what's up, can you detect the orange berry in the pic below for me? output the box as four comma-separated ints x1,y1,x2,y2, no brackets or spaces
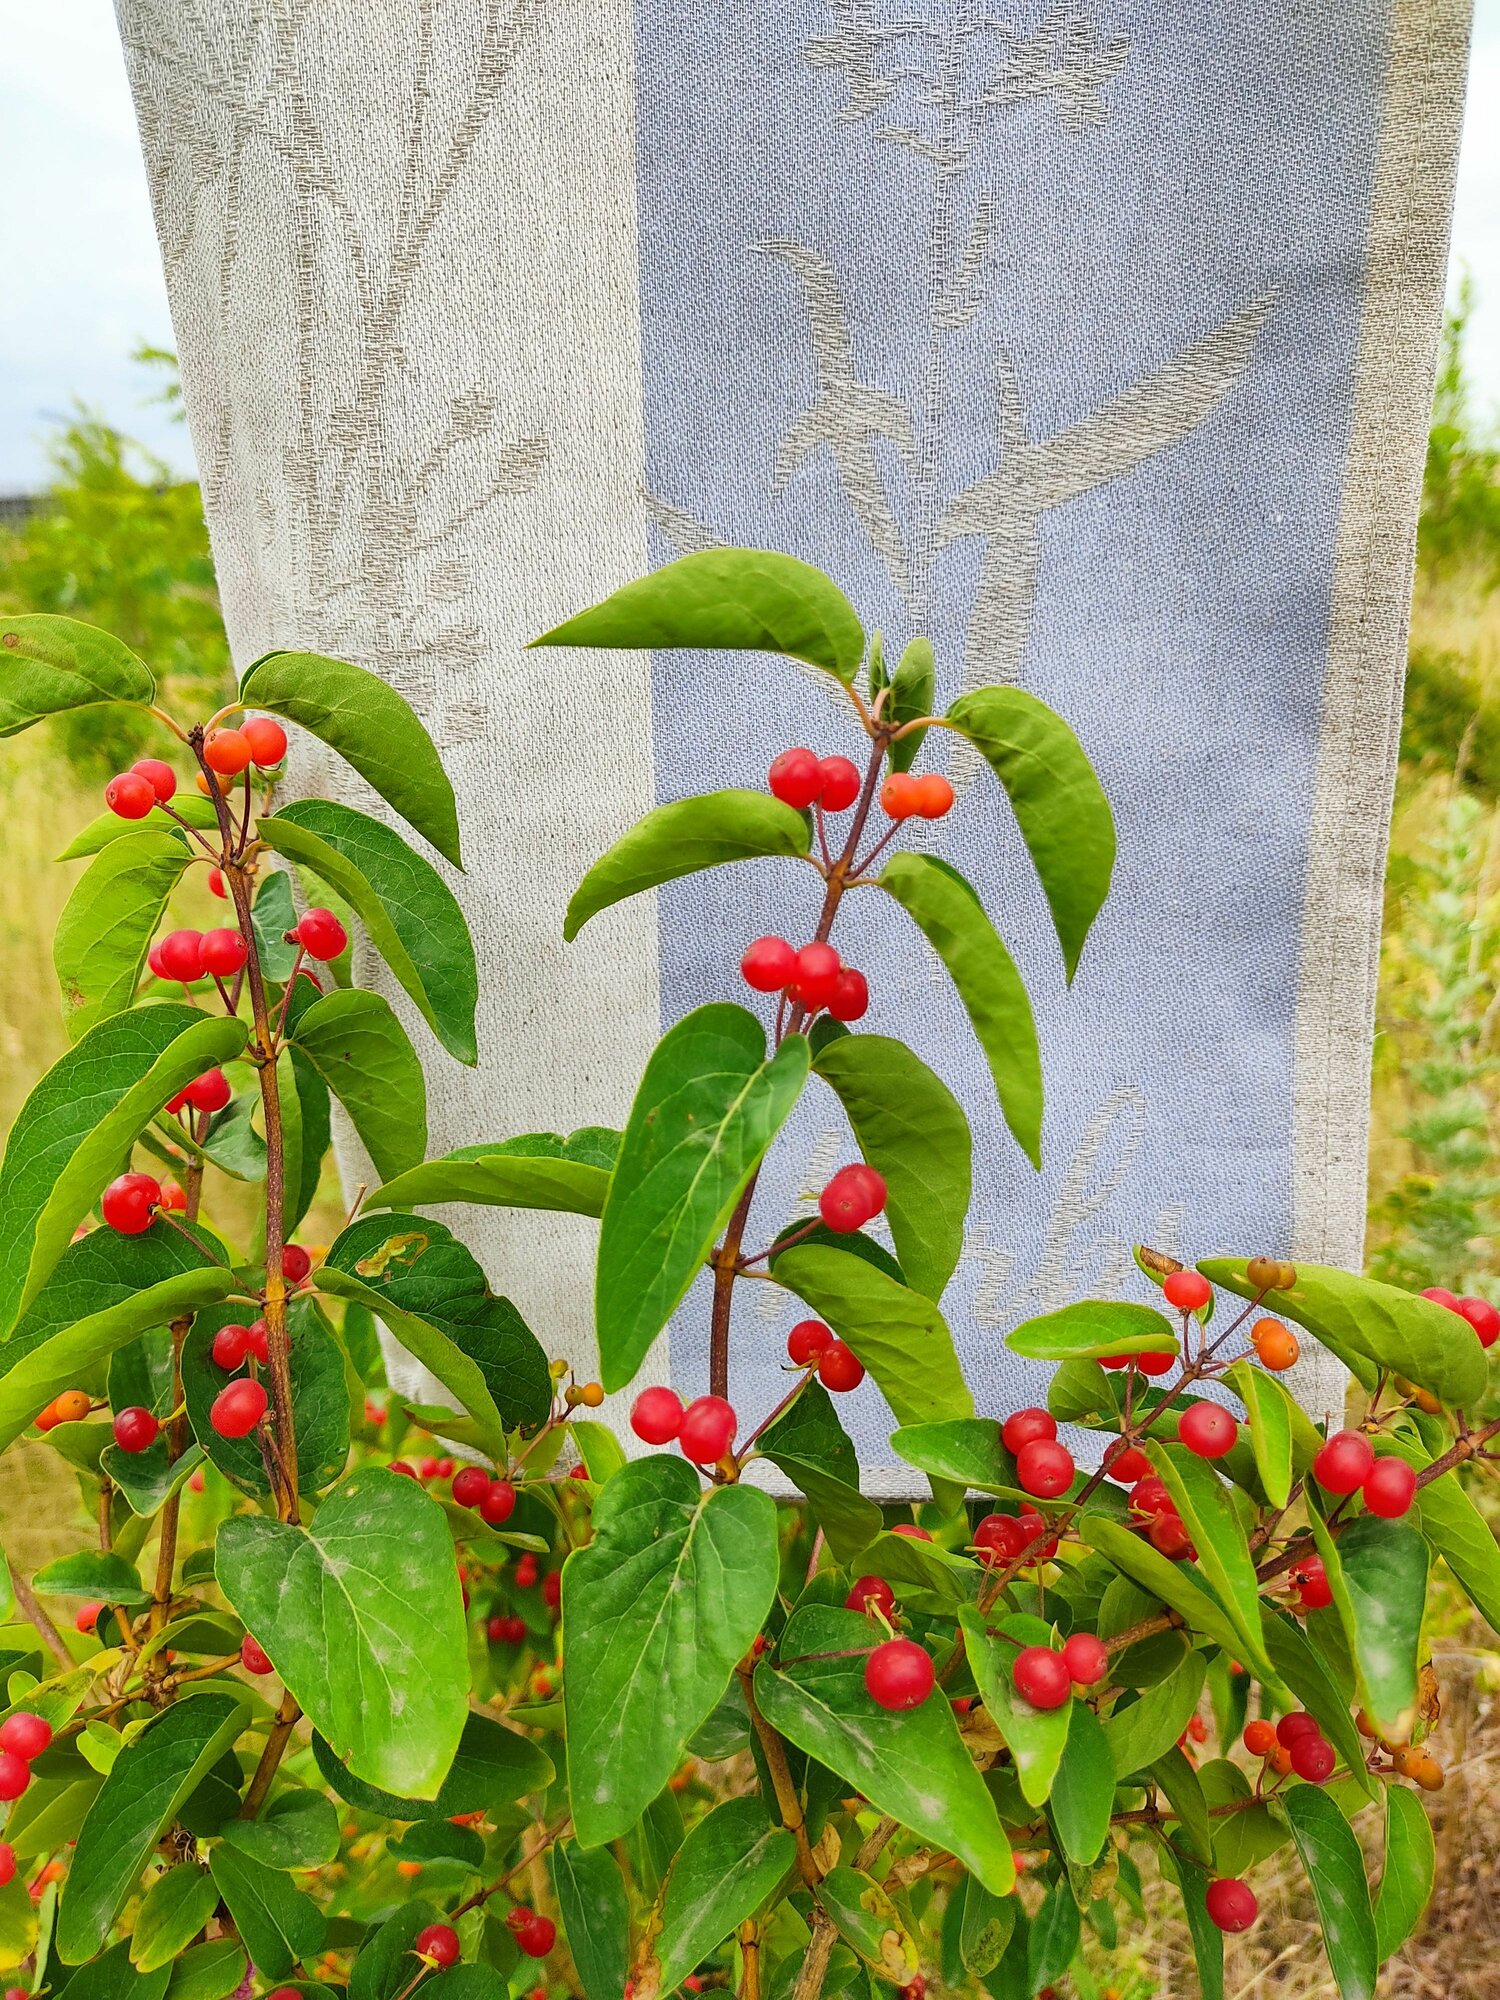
203,728,252,774
880,773,922,820
1269,1744,1294,1775
51,1390,91,1425
913,773,954,819
1243,1719,1276,1757
195,769,235,796
1251,1318,1299,1370
396,1859,423,1879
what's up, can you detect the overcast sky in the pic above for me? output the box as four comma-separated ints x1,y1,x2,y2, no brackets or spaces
1,2,1498,489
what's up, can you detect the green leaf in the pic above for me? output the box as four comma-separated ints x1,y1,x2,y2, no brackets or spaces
812,1033,971,1300
0,1004,246,1333
1148,1744,1212,1864
1282,1784,1379,2000
239,648,461,864
654,1797,796,1994
531,548,866,684
259,800,477,1064
959,1874,1017,1977
1221,1360,1321,1509
1375,1781,1435,1962
890,1418,1016,1495
1144,1443,1268,1670
565,790,812,941
321,1214,551,1441
596,1005,809,1390
887,639,934,773
131,1865,219,1973
1083,1517,1257,1669
1101,1650,1207,1778
1051,1700,1114,1863
959,1608,1072,1808
0,613,154,736
569,1419,628,1487
59,794,218,863
248,867,301,982
1199,1258,1486,1408
945,687,1115,981
33,1551,148,1606
1026,1880,1080,1997
54,830,194,1041
1307,1508,1428,1742
878,852,1042,1167
56,1690,248,1963
284,1049,330,1234
1007,1301,1176,1363
563,1456,778,1846
183,1302,349,1497
758,1605,1012,1893
56,1940,167,2000
219,1788,341,1871
772,1245,973,1426
208,1843,327,1981
1406,1449,1500,1629
758,1382,882,1562
817,1867,917,1983
348,1901,442,2000
369,1133,613,1219
1261,1613,1375,1803
165,1938,248,2000
216,1466,469,1798
551,1841,630,2000
1163,1855,1222,2000
289,988,427,1181
310,1710,552,1821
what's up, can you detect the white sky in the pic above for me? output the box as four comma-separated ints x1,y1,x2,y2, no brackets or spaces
0,1,1497,487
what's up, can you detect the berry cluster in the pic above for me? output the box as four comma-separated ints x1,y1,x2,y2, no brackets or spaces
629,1389,737,1464
1312,1428,1417,1520
1000,1408,1075,1499
1244,1710,1337,1784
0,1711,52,1810
786,1320,865,1392
34,1389,90,1433
104,757,182,820
450,1464,518,1526
878,771,954,821
504,1906,557,1958
1011,1633,1107,1711
740,936,867,1021
1421,1285,1500,1347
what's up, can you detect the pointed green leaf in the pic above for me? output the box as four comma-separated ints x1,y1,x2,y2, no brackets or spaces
216,1467,469,1798
596,1005,809,1390
1101,1650,1207,1778
56,1691,248,1963
817,1866,917,1983
879,852,1041,1166
0,613,154,736
531,548,866,684
1282,1783,1379,2000
57,793,219,862
239,648,460,864
890,1418,1016,1495
945,688,1114,980
566,789,812,941
131,1865,220,1973
57,1941,165,2000
1262,1612,1376,1804
1375,1781,1434,1962
1164,1854,1223,2000
284,1048,330,1235
959,1873,1016,1976
311,1710,551,1821
348,1901,443,2000
812,1033,971,1300
959,1608,1071,1808
1222,1360,1322,1509
0,1004,246,1333
563,1456,778,1846
370,1133,613,1219
1084,1517,1262,1671
54,830,194,1041
758,1605,1012,1894
773,1245,973,1426
1307,1508,1427,1743
654,1797,795,1994
1051,1699,1114,1863
183,1302,349,1497
289,988,426,1180
1007,1301,1176,1363
163,1938,248,2000
758,1382,882,1562
1144,1443,1268,1670
218,1789,340,1871
34,1551,148,1606
1026,1880,1081,1996
208,1843,326,1981
551,1842,630,2000
321,1213,551,1442
259,800,477,1063
887,639,934,773
1149,1744,1212,1864
1384,1437,1500,1630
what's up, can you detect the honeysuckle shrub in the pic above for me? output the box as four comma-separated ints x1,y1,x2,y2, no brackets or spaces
0,550,1493,2000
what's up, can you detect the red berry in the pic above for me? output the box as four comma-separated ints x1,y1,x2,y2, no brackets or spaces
0,1756,28,1803
788,1319,834,1365
845,1575,896,1618
185,1068,232,1114
210,1377,268,1439
241,715,288,767
880,772,922,820
452,1466,490,1508
1363,1457,1417,1519
416,1922,461,1967
157,929,205,982
819,1162,886,1233
974,1513,1026,1565
1015,1509,1059,1562
212,1322,252,1369
147,942,170,979
418,1456,440,1481
0,1713,50,1760
1293,1557,1333,1610
204,728,252,774
817,1341,865,1392
480,1479,517,1526
1205,1878,1258,1934
0,1844,13,1887
1421,1285,1461,1310
791,941,841,1009
246,1319,269,1363
818,756,861,811
678,1396,737,1464
864,1638,934,1710
158,1181,187,1212
105,771,156,820
1062,1632,1108,1686
1105,1443,1151,1484
1458,1296,1500,1348
1289,1733,1335,1783
542,1571,561,1609
517,1915,556,1958
1016,1438,1073,1499
827,968,869,1022
240,1634,274,1674
768,747,824,809
1001,1408,1056,1455
1163,1270,1212,1311
112,1407,159,1454
1178,1401,1238,1459
295,907,348,961
282,1244,312,1283
1276,1711,1319,1745
1129,1475,1174,1521
207,866,228,899
200,929,248,978
890,1523,932,1541
1149,1513,1193,1559
913,773,954,819
76,1602,101,1634
487,1615,506,1641
631,1387,684,1445
741,936,797,993
131,758,178,803
1133,1349,1175,1377
1313,1428,1375,1495
1011,1646,1071,1711
101,1172,160,1235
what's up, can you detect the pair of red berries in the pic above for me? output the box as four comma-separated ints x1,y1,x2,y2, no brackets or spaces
1097,1344,1174,1377
864,1637,935,1711
1128,1476,1194,1560
167,1066,234,1117
973,1509,1057,1567
203,716,289,775
488,1613,528,1645
1256,1709,1336,1782
451,1465,518,1526
104,757,182,820
740,937,867,1022
819,1163,887,1234
1011,1633,1107,1711
213,1320,269,1370
1205,1878,1259,1933
1311,1429,1417,1519
0,1712,53,1806
994,1410,1075,1500
150,928,246,984
786,1320,865,1392
879,771,954,821
629,1389,738,1464
1421,1285,1500,1347
505,1907,557,1958
768,747,861,813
